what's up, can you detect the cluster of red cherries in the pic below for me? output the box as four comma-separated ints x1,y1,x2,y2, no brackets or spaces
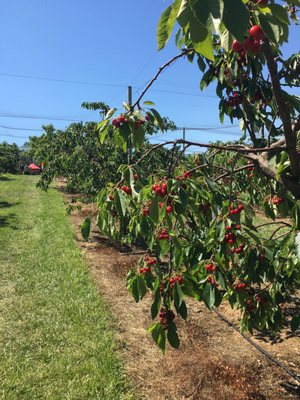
232,25,264,56
158,229,169,240
246,161,255,180
204,263,217,273
152,182,168,197
235,281,247,291
140,256,156,274
226,91,243,108
229,203,244,216
159,202,173,213
225,224,245,254
159,307,175,329
265,195,284,205
175,171,192,180
121,185,132,195
112,114,128,128
169,275,183,288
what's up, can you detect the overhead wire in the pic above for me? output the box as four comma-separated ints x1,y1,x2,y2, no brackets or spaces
0,72,128,88
0,124,42,131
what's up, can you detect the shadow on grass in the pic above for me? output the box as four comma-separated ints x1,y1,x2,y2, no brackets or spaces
0,176,15,182
0,201,19,208
0,214,18,230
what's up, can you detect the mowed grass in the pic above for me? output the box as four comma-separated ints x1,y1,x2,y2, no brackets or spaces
0,175,134,400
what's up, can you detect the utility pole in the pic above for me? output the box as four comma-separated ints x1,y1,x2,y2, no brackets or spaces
127,86,132,164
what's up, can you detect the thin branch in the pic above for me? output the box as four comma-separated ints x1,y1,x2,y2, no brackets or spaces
256,221,292,229
214,163,255,182
269,223,291,239
131,49,194,110
133,141,177,166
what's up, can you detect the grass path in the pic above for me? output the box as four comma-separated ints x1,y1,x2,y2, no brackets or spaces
0,175,134,400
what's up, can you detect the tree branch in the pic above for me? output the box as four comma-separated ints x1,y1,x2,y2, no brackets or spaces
214,164,255,182
262,40,300,177
131,49,194,110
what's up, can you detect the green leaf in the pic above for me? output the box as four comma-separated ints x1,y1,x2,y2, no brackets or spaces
197,56,206,72
99,123,110,144
167,321,180,349
216,270,226,290
269,4,289,25
192,30,215,61
259,14,281,43
130,276,140,302
178,187,189,207
177,300,188,320
157,0,181,50
219,22,233,52
189,0,210,26
177,0,190,28
202,283,215,309
209,0,223,19
295,232,300,263
119,123,131,143
148,322,166,353
105,108,117,119
114,189,127,217
132,124,145,151
143,101,156,106
81,216,91,241
137,275,147,300
173,281,184,311
290,314,300,333
149,108,165,131
222,0,249,42
151,290,161,319
149,197,159,223
200,69,213,90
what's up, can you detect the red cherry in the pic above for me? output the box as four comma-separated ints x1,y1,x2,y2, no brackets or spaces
147,259,156,266
142,207,149,216
244,37,254,53
161,183,168,191
232,39,243,52
166,205,173,214
134,173,139,181
249,25,264,40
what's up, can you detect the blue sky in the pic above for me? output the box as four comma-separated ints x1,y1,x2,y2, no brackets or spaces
0,1,299,153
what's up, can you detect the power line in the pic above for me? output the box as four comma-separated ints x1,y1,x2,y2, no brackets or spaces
0,112,90,122
0,72,128,88
175,125,239,131
148,88,217,98
0,124,42,131
130,51,159,86
0,71,222,100
0,133,31,139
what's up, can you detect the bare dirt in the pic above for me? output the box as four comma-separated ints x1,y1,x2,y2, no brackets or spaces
61,187,300,400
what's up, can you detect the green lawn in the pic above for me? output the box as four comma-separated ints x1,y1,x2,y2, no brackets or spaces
0,174,134,400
